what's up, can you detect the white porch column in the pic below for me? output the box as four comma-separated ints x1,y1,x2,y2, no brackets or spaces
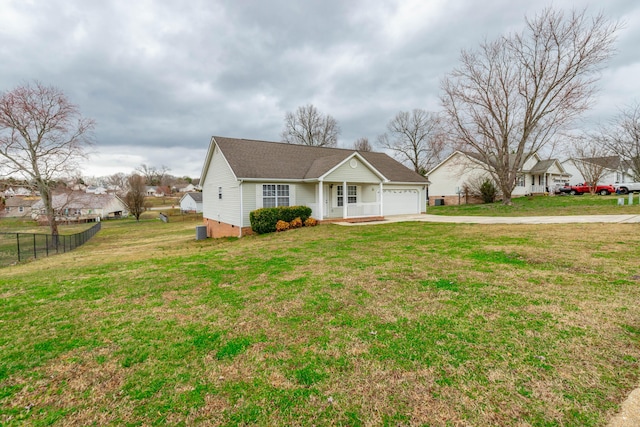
318,181,324,220
379,182,384,217
343,181,347,218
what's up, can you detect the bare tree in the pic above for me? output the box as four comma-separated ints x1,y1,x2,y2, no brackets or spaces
0,81,95,234
136,163,170,186
441,7,619,204
105,172,130,196
567,134,612,193
378,109,446,176
600,102,640,180
125,174,146,221
281,104,340,147
353,137,372,152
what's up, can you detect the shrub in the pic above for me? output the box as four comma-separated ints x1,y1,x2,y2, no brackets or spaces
250,205,312,234
289,217,303,229
304,217,317,227
275,220,290,232
480,179,498,204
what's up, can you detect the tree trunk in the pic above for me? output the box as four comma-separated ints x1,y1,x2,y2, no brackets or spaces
39,185,59,236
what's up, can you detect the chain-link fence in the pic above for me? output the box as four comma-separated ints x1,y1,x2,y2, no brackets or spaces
0,222,101,267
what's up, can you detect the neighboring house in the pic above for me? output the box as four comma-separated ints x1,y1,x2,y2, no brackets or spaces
2,196,39,218
4,187,32,197
86,185,107,195
561,156,634,186
180,192,203,213
31,192,128,222
427,151,569,205
178,183,197,193
200,136,429,238
145,186,157,197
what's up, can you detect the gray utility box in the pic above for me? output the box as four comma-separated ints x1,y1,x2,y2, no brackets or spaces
434,199,445,206
195,225,208,240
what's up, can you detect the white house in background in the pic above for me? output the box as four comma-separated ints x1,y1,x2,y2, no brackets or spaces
31,192,128,222
561,156,634,185
427,151,570,205
180,192,203,213
4,187,33,197
85,185,107,195
178,183,197,193
200,136,430,238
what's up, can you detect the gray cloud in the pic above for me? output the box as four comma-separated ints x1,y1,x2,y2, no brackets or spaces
1,0,638,177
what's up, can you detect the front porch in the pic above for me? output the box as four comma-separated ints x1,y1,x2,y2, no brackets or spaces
309,181,383,221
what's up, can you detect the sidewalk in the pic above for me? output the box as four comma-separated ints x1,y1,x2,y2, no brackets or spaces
336,213,640,225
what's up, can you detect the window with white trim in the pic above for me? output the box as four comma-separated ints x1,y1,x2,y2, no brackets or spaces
515,175,525,187
336,185,357,207
263,184,289,208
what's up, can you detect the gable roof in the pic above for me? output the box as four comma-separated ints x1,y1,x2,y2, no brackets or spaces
428,150,567,176
569,156,623,171
4,196,39,208
32,193,125,211
203,136,428,184
181,192,202,203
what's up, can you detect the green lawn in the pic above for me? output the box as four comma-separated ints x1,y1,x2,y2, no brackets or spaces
0,217,639,426
429,193,640,216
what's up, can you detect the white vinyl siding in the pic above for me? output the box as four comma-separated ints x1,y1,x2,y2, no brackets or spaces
202,146,241,226
324,158,381,183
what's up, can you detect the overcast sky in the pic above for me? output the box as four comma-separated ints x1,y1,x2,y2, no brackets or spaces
1,0,639,179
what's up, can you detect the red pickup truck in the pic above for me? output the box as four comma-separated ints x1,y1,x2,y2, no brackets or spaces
558,183,616,195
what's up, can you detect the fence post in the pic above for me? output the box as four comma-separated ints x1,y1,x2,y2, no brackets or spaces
16,234,21,262
33,234,37,259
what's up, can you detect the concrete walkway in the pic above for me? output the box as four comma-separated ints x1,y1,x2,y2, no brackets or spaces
337,212,640,425
336,213,640,225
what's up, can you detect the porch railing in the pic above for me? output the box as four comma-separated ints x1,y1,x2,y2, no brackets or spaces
347,202,380,217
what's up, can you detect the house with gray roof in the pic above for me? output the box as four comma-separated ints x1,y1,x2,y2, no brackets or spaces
2,196,39,218
427,151,569,205
31,192,128,222
561,156,635,186
180,192,203,213
200,136,430,237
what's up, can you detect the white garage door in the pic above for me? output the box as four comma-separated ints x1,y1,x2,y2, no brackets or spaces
383,189,420,215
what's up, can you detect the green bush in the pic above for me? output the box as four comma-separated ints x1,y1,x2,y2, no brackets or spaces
480,179,498,203
250,206,312,234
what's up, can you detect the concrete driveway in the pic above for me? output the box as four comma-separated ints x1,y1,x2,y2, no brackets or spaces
336,213,640,225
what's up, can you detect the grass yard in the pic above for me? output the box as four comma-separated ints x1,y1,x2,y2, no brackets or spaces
1,216,639,426
429,193,640,216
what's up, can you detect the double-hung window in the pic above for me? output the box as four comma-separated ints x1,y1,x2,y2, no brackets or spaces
337,185,357,207
263,184,289,208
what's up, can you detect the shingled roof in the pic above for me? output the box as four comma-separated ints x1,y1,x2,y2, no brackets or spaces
207,137,428,183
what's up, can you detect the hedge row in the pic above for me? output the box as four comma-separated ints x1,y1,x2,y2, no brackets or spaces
249,205,313,234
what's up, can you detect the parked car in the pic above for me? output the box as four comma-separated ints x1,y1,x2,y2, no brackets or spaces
615,182,640,194
558,183,616,195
